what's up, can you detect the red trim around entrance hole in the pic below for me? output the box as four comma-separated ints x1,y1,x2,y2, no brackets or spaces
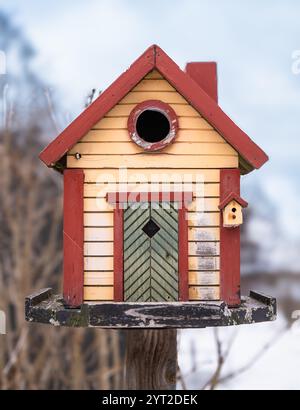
127,100,179,151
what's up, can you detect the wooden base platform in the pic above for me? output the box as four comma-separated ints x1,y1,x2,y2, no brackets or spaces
25,289,276,328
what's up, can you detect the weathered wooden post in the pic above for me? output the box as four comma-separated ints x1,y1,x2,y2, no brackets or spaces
125,330,177,390
26,44,276,390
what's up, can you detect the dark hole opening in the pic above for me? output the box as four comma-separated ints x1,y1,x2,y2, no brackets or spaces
142,218,160,238
232,207,237,213
136,109,170,143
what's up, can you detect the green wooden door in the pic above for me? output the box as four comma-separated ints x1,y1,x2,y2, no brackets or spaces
124,203,179,302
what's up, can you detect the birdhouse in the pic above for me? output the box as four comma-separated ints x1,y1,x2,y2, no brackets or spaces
25,45,276,329
219,193,248,228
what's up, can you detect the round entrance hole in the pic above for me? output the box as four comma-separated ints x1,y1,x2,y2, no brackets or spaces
128,100,179,151
136,109,170,143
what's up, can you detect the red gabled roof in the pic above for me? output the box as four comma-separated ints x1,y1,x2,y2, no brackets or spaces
39,45,268,172
218,192,248,210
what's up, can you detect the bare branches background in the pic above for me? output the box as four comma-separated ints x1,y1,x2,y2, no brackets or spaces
0,12,124,390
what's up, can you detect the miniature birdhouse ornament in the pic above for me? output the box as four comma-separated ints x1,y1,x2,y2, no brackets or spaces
219,193,248,228
25,45,276,329
223,200,243,227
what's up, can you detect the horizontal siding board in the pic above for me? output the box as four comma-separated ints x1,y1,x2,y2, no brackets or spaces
83,287,221,302
144,70,163,79
188,227,220,241
84,270,221,288
84,271,113,286
84,272,220,287
84,227,113,241
84,198,114,212
84,286,113,301
188,241,220,256
83,211,220,228
92,117,127,129
179,117,212,130
84,212,113,226
118,91,188,105
84,242,113,256
189,256,220,271
67,155,238,169
104,104,201,118
133,79,176,92
83,197,220,212
189,286,220,300
83,169,220,183
82,129,226,143
188,271,220,286
70,142,235,156
84,129,131,142
188,212,220,227
188,198,220,212
84,257,114,271
83,183,219,198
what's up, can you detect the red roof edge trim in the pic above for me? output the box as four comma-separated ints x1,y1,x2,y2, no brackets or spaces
218,192,248,210
39,45,156,166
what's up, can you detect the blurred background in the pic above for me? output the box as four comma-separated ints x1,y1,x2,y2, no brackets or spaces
0,0,299,390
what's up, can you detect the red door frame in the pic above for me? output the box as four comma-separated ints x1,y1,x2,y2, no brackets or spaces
107,192,192,302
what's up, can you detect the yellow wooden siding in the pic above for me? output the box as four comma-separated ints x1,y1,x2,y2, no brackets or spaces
189,271,220,286
144,69,164,79
84,271,113,286
189,286,220,301
84,226,219,242
105,103,201,118
80,129,227,143
89,116,213,130
84,256,219,272
83,211,219,228
66,72,240,302
70,142,235,156
83,183,219,198
84,286,114,301
83,169,220,183
84,197,220,212
68,155,237,169
83,285,220,301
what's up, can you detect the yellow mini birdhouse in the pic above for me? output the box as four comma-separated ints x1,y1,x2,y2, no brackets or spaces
219,193,248,228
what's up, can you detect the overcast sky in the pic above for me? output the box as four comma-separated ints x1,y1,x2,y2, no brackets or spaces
1,0,300,246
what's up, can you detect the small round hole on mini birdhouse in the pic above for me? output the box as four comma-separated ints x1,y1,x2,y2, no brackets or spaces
136,110,170,143
75,152,81,160
232,214,236,219
232,207,237,213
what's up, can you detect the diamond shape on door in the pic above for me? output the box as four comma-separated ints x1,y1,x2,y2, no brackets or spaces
142,218,160,238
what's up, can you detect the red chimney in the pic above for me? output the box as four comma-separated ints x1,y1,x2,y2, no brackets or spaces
185,62,218,102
